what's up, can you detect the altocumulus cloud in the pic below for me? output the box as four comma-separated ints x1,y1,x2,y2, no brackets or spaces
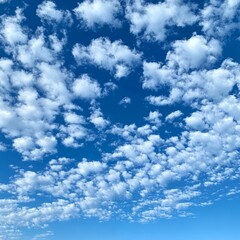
0,0,240,239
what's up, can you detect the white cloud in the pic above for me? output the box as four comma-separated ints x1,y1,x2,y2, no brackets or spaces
145,111,162,126
0,9,27,46
72,74,101,100
37,1,72,24
143,35,222,91
90,107,109,129
119,97,131,106
72,37,141,78
145,48,239,106
142,61,174,90
74,0,121,28
201,0,240,37
166,35,222,71
0,0,240,237
165,110,183,122
126,0,198,41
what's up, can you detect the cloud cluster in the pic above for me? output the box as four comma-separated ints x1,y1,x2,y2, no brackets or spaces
72,37,141,78
0,0,240,238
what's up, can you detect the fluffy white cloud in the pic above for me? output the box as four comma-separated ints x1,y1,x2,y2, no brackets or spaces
143,34,239,107
72,74,101,100
201,0,240,37
126,0,198,41
90,107,109,129
1,0,240,238
37,1,72,24
72,37,141,78
165,110,183,122
74,0,121,28
0,9,27,46
143,35,222,91
145,111,162,126
0,9,96,159
166,35,222,71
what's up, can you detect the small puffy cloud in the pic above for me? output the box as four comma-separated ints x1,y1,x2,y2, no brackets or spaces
185,112,206,130
126,0,197,41
166,35,222,71
142,61,173,90
64,113,85,125
102,82,118,96
165,110,183,122
74,0,121,28
72,74,102,100
72,37,141,78
119,97,131,106
145,111,162,126
0,9,27,46
77,160,107,177
37,1,72,24
90,107,109,129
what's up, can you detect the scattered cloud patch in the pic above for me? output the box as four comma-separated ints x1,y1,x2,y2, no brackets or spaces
0,0,240,238
119,97,131,106
74,0,122,28
126,0,198,41
37,1,72,25
72,37,141,78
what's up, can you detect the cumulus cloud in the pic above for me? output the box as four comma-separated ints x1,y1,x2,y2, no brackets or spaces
37,1,72,24
72,37,141,78
126,0,198,41
165,110,183,122
166,35,222,71
0,9,27,46
74,0,121,28
143,35,222,91
89,106,109,129
72,74,102,100
201,0,240,37
1,0,240,238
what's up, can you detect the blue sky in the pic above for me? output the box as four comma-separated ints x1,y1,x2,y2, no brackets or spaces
0,0,240,239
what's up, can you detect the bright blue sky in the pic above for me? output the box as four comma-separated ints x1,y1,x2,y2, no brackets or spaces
0,0,240,239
